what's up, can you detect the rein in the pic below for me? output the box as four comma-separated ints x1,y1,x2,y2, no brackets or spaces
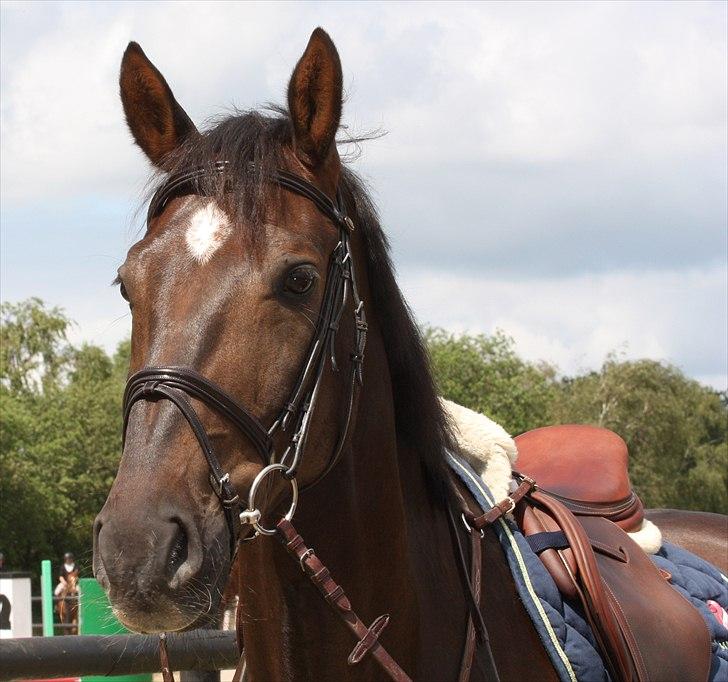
130,164,494,681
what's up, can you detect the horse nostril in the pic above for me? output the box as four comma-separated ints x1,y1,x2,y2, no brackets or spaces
167,523,188,578
92,517,110,591
166,519,201,591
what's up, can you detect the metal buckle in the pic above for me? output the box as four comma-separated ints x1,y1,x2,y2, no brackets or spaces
239,508,261,525
513,471,538,490
299,548,315,572
216,472,230,496
460,512,484,538
240,463,298,536
502,497,516,515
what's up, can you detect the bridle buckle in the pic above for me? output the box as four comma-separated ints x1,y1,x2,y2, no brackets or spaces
216,472,230,496
299,547,315,572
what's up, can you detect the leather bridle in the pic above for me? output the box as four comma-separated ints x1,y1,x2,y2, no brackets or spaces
123,162,367,559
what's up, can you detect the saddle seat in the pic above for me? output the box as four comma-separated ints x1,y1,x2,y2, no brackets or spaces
514,424,645,532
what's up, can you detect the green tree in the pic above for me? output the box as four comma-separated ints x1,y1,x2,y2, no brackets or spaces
550,356,728,512
1,303,726,574
425,327,558,435
0,299,127,574
424,328,727,514
1,298,71,395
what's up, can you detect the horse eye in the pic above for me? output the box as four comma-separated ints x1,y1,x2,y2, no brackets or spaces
118,280,130,303
284,266,317,296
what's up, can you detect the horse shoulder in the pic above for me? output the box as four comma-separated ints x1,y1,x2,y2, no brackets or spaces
476,526,560,682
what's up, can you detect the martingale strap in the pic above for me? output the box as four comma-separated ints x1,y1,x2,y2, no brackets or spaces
276,519,413,682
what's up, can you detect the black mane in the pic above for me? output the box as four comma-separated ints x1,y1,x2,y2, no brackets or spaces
338,168,457,501
147,108,456,502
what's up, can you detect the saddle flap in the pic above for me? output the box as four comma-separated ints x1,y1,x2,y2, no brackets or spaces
522,491,711,682
579,515,711,682
515,425,644,531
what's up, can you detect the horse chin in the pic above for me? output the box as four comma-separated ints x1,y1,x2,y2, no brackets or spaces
111,584,224,634
113,600,219,634
107,553,230,634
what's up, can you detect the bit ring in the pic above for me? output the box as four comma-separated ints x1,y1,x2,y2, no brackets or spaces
242,463,298,536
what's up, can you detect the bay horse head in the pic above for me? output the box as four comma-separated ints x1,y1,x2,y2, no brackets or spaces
92,28,369,632
92,30,461,678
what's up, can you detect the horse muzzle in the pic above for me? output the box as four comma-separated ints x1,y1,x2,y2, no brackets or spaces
92,500,226,633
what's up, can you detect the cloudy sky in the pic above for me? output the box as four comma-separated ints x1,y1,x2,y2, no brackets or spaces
1,1,726,389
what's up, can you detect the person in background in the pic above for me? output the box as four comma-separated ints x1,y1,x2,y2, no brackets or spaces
0,552,5,571
54,552,79,596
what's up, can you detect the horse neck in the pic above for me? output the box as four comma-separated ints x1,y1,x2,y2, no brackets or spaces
239,272,468,680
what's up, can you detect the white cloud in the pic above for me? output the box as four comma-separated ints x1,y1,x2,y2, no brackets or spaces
401,263,728,390
2,2,725,199
1,1,725,388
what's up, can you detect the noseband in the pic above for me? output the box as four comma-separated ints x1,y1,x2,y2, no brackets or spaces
122,163,367,558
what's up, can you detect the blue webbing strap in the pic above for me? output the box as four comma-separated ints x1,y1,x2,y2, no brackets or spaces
526,531,570,555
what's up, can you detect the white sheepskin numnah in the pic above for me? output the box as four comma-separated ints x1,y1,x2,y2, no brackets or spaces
441,398,517,502
185,202,231,264
626,519,663,554
442,398,662,554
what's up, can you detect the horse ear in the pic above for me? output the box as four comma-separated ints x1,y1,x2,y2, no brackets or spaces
287,28,343,167
119,42,197,167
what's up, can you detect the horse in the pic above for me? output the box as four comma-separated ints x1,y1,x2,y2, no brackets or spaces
56,571,79,635
92,29,724,681
645,509,728,574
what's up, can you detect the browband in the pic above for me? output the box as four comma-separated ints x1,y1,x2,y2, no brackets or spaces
147,162,353,233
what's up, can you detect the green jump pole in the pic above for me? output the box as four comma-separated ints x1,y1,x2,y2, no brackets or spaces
41,559,54,637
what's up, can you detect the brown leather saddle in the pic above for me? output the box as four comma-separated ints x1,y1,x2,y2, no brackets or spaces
510,425,711,681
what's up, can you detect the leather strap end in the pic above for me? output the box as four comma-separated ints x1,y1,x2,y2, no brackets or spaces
159,633,175,682
469,478,536,529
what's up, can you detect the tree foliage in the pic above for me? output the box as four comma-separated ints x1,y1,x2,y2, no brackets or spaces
549,356,728,511
425,328,558,436
427,329,727,513
0,300,128,574
0,302,725,573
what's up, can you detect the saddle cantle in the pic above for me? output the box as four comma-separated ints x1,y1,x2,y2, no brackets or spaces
514,424,644,531
506,425,712,682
